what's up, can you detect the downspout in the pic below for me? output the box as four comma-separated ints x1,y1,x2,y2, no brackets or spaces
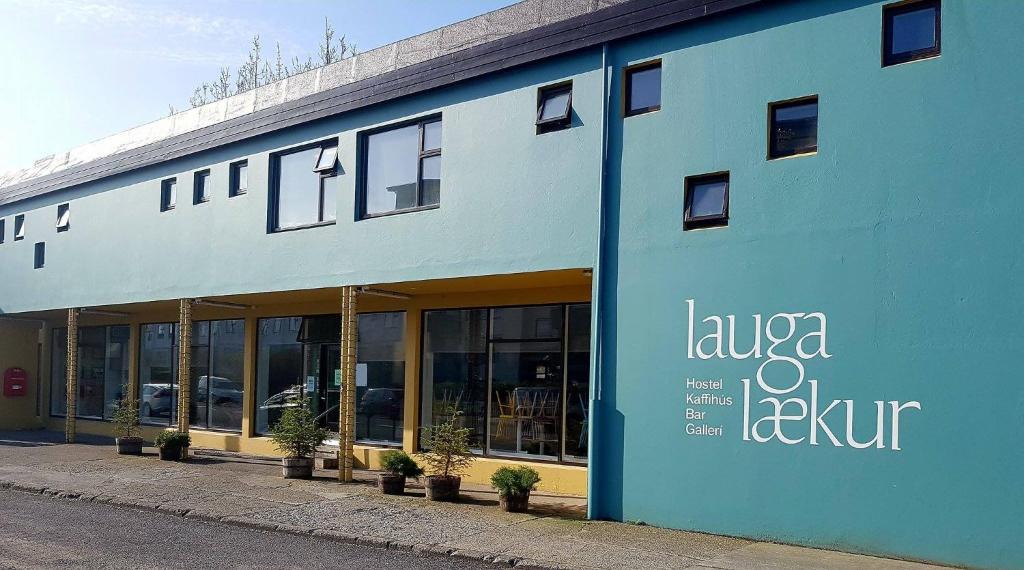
586,42,611,520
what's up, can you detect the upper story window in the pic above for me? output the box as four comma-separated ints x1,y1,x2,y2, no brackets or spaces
361,117,441,219
0,219,5,244
536,82,572,134
624,60,661,117
883,0,940,67
229,160,248,197
56,203,70,232
193,170,211,204
270,140,338,231
160,178,177,212
14,214,25,240
33,242,45,269
768,96,818,159
684,172,729,231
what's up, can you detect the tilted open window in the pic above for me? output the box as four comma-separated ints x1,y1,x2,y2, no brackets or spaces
536,82,572,134
269,139,339,231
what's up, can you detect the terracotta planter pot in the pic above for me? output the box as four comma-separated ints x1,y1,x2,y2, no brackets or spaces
499,491,531,513
424,475,461,501
115,437,143,456
158,446,183,461
377,473,406,495
282,457,314,479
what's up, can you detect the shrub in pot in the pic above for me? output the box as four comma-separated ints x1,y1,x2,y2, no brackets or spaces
111,387,142,455
269,399,328,479
154,431,191,461
419,407,474,501
377,451,423,495
491,466,541,513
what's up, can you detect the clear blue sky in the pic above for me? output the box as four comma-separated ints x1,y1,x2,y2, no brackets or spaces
0,0,516,174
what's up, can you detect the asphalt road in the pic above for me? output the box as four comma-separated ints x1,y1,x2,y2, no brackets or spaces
0,489,493,570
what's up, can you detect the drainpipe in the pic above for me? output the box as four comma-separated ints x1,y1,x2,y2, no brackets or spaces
176,299,193,444
65,308,79,443
587,42,612,520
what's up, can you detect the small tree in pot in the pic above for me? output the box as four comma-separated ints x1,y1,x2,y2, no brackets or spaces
269,399,328,479
111,387,142,455
491,466,541,513
377,450,423,495
154,431,191,461
419,407,474,501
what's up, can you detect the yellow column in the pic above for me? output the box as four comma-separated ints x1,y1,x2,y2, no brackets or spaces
127,320,140,403
401,305,422,453
177,299,192,434
65,309,79,443
240,315,257,439
338,286,358,482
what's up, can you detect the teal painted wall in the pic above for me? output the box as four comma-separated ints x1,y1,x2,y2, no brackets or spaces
592,1,1024,569
0,53,603,314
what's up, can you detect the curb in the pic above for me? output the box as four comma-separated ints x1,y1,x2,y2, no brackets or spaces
0,480,575,570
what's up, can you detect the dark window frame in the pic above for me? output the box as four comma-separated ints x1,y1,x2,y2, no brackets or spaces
416,301,592,465
357,114,442,221
882,0,941,67
683,172,730,231
623,59,662,117
49,324,131,421
160,178,176,212
267,138,339,233
13,214,25,241
767,95,819,160
137,319,245,433
55,203,70,232
33,242,45,269
228,160,248,197
193,169,211,205
536,81,573,134
0,218,6,244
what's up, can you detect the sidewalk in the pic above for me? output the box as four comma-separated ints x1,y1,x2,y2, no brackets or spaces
0,431,947,570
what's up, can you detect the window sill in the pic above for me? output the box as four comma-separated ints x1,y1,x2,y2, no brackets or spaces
271,220,337,233
768,149,818,161
360,204,439,221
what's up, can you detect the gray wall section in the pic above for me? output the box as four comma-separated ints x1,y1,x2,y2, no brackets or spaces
0,54,604,314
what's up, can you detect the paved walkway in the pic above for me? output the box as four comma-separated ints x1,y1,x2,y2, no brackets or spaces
0,431,949,570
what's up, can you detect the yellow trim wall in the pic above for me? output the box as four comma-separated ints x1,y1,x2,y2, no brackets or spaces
0,319,43,430
34,272,591,495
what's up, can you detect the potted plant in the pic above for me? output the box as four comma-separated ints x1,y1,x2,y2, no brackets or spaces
154,431,191,461
111,387,142,455
419,407,474,501
269,399,328,479
377,450,423,495
491,466,541,513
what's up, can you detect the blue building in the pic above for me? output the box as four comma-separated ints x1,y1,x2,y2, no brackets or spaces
0,1,1021,568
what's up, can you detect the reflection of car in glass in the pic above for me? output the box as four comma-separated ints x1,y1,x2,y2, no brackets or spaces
141,383,175,419
196,376,243,406
259,385,304,410
358,388,404,417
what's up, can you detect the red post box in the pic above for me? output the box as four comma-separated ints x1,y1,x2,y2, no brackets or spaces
3,367,28,398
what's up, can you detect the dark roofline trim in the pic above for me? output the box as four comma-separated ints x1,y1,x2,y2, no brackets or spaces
0,0,761,207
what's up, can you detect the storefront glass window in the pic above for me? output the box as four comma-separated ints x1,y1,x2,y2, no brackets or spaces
357,312,406,445
420,309,488,449
420,304,590,462
138,320,244,431
50,325,130,420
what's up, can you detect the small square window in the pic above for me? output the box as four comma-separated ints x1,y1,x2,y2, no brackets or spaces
768,96,818,159
684,173,729,230
160,178,176,212
625,60,661,117
56,203,71,232
314,145,338,173
33,242,45,269
536,83,572,134
229,160,248,196
0,219,5,244
14,214,25,241
883,0,940,67
193,170,210,204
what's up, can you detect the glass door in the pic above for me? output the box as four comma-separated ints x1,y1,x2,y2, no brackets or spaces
317,344,341,434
